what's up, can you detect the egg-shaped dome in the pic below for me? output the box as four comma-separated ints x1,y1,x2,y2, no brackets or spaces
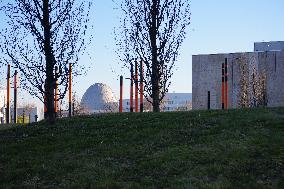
80,83,118,113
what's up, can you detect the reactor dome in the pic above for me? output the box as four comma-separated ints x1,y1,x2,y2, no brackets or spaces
80,83,118,113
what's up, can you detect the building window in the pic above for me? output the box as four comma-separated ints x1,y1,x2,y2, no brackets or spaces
168,101,174,105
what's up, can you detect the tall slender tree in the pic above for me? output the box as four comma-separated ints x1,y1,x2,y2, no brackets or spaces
238,56,267,108
116,0,191,112
0,0,92,123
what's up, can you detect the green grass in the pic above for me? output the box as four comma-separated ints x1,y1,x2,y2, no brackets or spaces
0,108,283,189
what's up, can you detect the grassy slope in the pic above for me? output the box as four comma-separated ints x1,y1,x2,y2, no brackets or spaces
0,108,283,189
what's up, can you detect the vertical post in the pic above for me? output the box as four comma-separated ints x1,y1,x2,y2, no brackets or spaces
119,75,123,113
54,66,58,118
135,61,138,112
0,99,3,123
59,100,62,118
130,64,134,112
207,91,210,110
72,102,75,116
225,58,228,109
6,64,10,124
140,60,144,112
221,63,224,110
22,109,25,124
68,63,72,117
14,70,18,123
44,80,48,119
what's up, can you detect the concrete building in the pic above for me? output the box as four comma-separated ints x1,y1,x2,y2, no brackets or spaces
192,41,284,110
10,107,39,123
0,85,40,124
122,93,192,112
254,41,284,52
81,83,118,113
122,99,133,112
0,87,6,124
162,93,192,111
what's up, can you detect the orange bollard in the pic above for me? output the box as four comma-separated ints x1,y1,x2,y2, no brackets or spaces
130,64,134,112
6,64,10,124
54,66,58,117
54,81,58,116
68,63,72,117
140,60,144,112
135,61,138,112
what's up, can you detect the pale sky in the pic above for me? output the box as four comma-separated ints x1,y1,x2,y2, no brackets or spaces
0,0,284,106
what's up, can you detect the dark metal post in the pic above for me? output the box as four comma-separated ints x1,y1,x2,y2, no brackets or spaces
130,64,134,112
72,102,75,116
44,79,48,119
119,75,123,112
14,70,17,123
22,109,25,124
208,91,210,110
225,58,228,109
222,63,224,110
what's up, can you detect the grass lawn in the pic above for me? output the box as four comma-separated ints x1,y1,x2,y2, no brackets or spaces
0,108,283,188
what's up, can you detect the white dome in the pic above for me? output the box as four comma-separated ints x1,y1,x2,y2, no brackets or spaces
80,83,118,112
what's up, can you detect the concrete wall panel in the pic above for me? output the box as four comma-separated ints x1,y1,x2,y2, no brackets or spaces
193,51,284,110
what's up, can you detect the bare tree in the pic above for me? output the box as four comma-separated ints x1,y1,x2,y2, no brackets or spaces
250,63,267,107
0,0,92,124
238,56,250,108
238,56,267,108
116,0,191,112
72,92,89,115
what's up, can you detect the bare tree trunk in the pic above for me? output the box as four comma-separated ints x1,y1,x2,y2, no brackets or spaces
239,57,249,108
152,64,160,112
43,0,55,124
150,0,160,112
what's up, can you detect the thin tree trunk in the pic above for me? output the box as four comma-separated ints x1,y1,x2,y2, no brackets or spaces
152,65,160,112
150,0,160,112
43,0,55,124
